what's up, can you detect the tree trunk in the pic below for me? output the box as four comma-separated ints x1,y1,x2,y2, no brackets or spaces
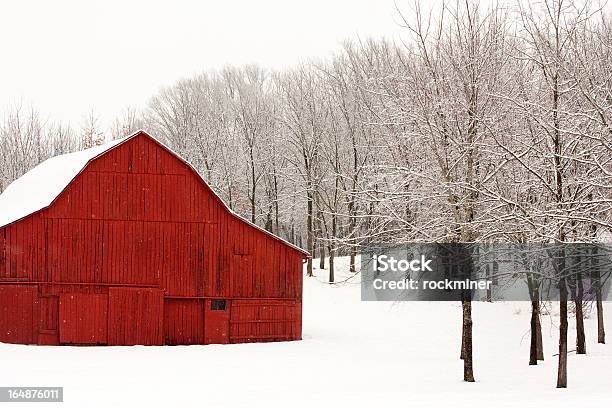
462,296,475,382
349,141,358,274
314,197,325,270
306,189,314,277
486,264,492,302
575,278,586,354
536,311,544,360
250,152,256,224
597,295,605,344
328,244,335,283
290,223,295,245
575,298,586,354
594,268,605,344
273,173,279,235
557,281,568,388
572,253,586,355
329,213,336,283
530,299,538,365
460,326,465,360
319,242,325,269
264,210,273,233
527,276,544,362
348,187,357,274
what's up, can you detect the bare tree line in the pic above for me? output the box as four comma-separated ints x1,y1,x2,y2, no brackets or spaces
0,0,610,388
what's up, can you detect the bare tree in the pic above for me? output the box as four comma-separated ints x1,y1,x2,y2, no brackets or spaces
0,103,46,191
223,65,275,224
80,108,105,148
371,1,511,382
275,66,329,277
111,106,144,139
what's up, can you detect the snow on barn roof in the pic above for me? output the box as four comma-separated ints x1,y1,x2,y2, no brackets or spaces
0,135,128,228
0,130,309,256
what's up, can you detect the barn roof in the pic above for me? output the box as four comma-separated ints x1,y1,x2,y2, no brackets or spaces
0,136,128,228
0,130,309,256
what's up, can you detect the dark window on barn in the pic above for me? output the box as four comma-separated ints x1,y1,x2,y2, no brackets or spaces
211,300,226,311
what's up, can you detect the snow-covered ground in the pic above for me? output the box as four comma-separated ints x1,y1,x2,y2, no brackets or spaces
0,256,610,407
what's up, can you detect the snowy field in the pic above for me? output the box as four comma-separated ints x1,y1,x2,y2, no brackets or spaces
0,256,610,407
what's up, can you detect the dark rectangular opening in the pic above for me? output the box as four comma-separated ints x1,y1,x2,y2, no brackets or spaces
211,299,226,311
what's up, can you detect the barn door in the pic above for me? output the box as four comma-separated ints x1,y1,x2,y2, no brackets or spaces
164,299,204,345
39,295,59,345
0,285,38,344
204,299,230,344
59,293,108,345
107,288,163,345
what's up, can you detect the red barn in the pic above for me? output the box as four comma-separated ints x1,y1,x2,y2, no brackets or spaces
0,131,307,346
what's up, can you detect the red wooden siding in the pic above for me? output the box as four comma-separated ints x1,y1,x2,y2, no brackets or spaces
204,299,230,344
0,132,305,346
0,215,46,281
164,299,205,345
108,288,164,346
0,285,38,344
59,293,108,344
229,300,301,343
38,294,59,345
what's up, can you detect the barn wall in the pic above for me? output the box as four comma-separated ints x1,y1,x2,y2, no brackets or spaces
38,134,304,299
0,214,46,281
0,133,304,346
59,293,108,344
0,285,38,344
229,300,301,343
107,287,164,345
164,299,205,345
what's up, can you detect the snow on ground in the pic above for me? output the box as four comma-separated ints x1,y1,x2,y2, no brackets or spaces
0,255,610,407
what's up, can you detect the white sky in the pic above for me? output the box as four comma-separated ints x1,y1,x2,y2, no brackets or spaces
0,0,406,133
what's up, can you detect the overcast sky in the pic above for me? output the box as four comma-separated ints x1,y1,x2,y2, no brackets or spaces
0,0,406,133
